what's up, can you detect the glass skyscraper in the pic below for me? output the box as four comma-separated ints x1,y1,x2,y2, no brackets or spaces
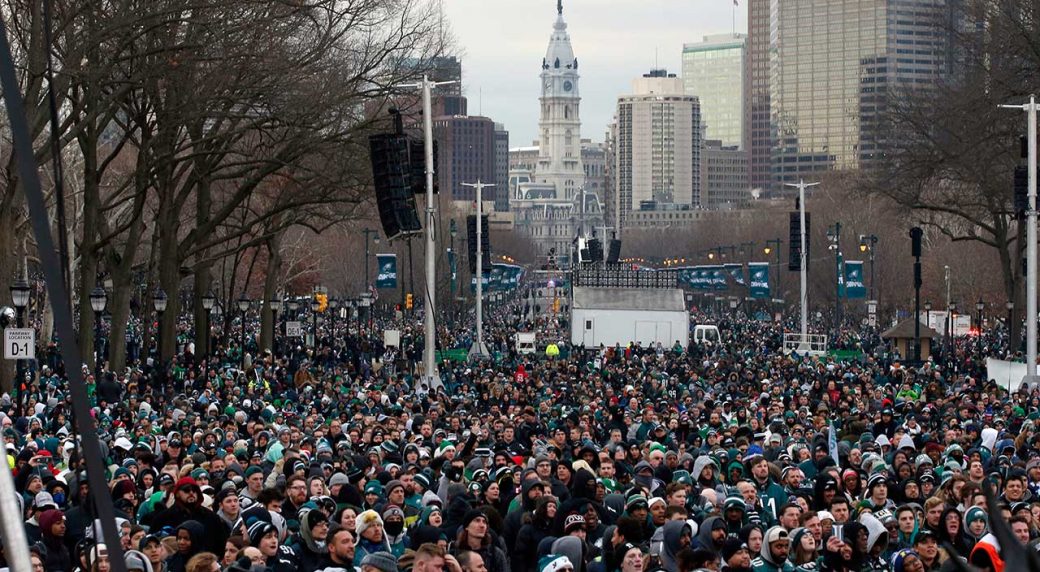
763,0,949,187
682,34,747,150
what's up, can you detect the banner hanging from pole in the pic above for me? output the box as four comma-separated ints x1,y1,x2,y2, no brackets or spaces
749,262,770,299
725,263,745,287
376,254,398,289
844,260,866,299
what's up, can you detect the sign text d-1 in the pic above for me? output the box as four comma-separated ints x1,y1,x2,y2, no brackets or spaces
3,328,35,360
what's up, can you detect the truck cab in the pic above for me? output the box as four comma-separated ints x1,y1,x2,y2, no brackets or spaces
692,324,721,344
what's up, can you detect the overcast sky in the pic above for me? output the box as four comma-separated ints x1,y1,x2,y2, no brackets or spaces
442,0,748,147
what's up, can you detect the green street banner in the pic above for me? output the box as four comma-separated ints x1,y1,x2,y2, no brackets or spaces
844,260,866,299
724,264,745,287
709,266,727,290
376,254,397,289
749,262,770,299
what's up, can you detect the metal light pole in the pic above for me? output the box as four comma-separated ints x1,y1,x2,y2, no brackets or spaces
237,296,249,369
827,222,842,333
201,291,216,361
911,227,924,361
89,285,107,377
976,299,985,332
450,219,458,304
785,180,819,345
310,297,321,353
859,234,879,301
152,288,167,368
287,299,299,354
10,277,29,416
462,180,495,360
944,265,951,346
1000,96,1039,382
1008,300,1016,355
328,298,339,350
401,75,455,388
268,296,281,355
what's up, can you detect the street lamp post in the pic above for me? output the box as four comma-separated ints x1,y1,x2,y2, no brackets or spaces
268,296,281,355
948,301,957,359
976,299,985,332
237,296,250,370
859,234,879,301
449,219,458,307
329,298,339,349
827,222,843,333
10,277,30,416
310,297,321,352
89,286,107,377
1008,301,1016,354
201,291,216,362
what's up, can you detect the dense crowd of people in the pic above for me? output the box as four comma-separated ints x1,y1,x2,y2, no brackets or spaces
1,291,1035,572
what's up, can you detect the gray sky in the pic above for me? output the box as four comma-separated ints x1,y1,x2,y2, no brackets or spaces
442,0,748,147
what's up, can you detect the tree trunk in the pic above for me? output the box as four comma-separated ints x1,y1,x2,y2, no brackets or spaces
260,233,283,352
157,204,181,363
106,264,133,373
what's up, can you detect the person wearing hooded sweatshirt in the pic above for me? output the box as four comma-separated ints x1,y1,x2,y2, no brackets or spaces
893,506,919,551
962,507,989,557
652,520,692,572
383,505,409,557
723,497,751,535
289,508,331,571
694,516,727,553
753,526,795,572
858,513,890,572
164,520,205,572
148,477,228,555
553,535,588,572
517,496,559,572
504,478,546,555
39,508,72,572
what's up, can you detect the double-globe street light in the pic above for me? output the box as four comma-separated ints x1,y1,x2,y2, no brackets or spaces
89,286,107,377
10,277,30,416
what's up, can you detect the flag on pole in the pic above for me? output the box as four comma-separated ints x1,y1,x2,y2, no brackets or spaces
376,254,398,289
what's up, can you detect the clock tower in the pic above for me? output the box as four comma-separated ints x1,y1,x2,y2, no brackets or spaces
537,0,584,200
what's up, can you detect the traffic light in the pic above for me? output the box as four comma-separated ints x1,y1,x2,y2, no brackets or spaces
789,211,810,271
467,214,491,274
405,293,413,310
369,133,422,240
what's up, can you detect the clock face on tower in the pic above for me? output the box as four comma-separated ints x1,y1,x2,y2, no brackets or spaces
563,80,573,92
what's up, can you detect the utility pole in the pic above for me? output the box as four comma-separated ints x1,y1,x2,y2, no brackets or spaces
400,75,456,389
1001,96,1039,384
463,180,494,360
784,179,819,346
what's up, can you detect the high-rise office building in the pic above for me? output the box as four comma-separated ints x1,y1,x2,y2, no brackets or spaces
614,69,702,232
747,0,772,193
434,113,496,202
494,124,510,212
682,33,748,150
766,0,949,187
702,140,750,209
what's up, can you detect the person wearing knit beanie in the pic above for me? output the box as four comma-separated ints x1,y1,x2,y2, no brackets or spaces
354,509,391,568
248,521,277,549
361,551,399,572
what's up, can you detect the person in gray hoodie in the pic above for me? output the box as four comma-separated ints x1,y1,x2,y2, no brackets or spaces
654,520,693,572
553,535,588,572
859,513,890,572
694,516,728,553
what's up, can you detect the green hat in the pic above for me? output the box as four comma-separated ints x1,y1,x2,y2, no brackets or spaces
672,470,692,485
364,481,384,496
598,477,618,491
649,442,667,455
244,466,263,479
